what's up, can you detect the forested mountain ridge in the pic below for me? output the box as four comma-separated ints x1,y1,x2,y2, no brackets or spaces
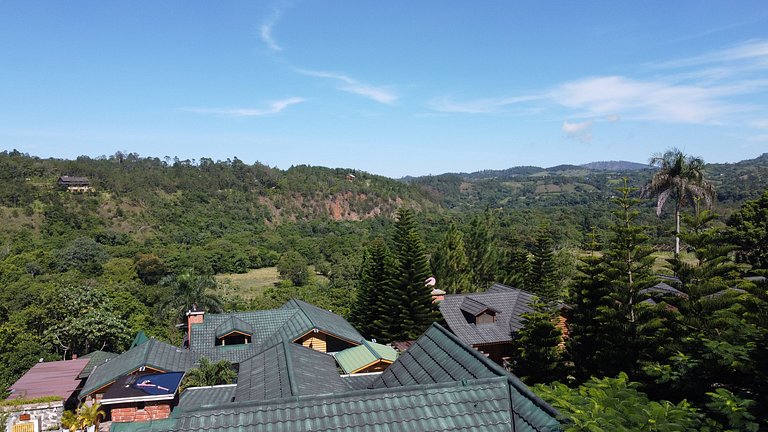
0,150,439,225
405,153,768,211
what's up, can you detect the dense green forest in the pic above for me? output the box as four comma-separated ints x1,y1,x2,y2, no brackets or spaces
1,149,767,430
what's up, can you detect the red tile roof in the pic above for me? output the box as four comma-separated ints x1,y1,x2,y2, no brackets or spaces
6,359,90,400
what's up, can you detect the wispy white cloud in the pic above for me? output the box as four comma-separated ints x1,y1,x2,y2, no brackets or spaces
183,97,306,117
562,120,593,142
550,75,763,124
429,95,545,113
296,69,397,105
750,118,768,129
260,8,283,51
654,39,768,69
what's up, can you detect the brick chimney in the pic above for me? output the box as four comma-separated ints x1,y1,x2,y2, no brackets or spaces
185,304,205,349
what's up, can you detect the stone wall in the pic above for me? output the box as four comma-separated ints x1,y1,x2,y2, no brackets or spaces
2,401,64,431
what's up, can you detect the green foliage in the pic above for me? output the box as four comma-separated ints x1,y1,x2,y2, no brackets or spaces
276,251,310,286
0,395,63,407
76,403,105,429
351,239,396,340
381,209,438,341
529,223,560,301
566,231,612,380
464,209,502,291
159,271,223,322
135,253,167,285
500,246,531,290
430,223,471,294
641,148,715,255
533,373,705,431
705,388,759,432
43,285,131,356
181,358,237,391
599,180,669,377
54,236,110,276
511,299,567,384
727,189,768,270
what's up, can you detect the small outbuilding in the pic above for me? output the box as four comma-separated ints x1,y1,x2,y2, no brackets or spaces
57,176,93,192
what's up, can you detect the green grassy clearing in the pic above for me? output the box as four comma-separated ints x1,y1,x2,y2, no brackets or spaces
215,266,329,301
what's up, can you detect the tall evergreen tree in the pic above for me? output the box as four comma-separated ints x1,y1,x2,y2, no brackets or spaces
512,299,567,384
465,208,502,291
386,209,437,341
566,229,612,381
600,180,669,377
501,246,531,290
430,223,471,294
350,239,396,340
529,223,559,301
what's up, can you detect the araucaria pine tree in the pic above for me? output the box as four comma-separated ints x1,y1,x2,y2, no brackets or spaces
502,246,532,290
566,229,612,381
387,208,438,341
512,299,567,385
530,223,559,302
431,223,471,294
350,239,396,341
600,180,668,377
465,208,502,291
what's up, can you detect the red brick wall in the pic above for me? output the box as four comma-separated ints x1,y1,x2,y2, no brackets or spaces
110,403,171,423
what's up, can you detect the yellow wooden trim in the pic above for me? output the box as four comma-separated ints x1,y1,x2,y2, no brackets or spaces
293,329,361,347
217,330,251,339
350,359,394,374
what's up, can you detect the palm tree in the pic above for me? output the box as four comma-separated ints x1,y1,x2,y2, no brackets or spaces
159,271,223,321
181,358,236,390
640,148,715,255
76,403,105,430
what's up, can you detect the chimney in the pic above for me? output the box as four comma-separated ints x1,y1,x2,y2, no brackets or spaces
430,288,446,303
185,304,205,349
72,354,78,360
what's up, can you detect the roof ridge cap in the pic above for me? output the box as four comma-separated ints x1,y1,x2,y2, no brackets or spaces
281,342,299,397
362,340,381,359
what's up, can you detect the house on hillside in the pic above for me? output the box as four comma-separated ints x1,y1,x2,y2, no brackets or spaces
71,298,560,430
439,283,539,363
109,323,561,432
182,299,365,364
57,176,93,192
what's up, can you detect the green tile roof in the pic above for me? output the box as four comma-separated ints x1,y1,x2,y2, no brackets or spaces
111,377,522,432
371,323,560,432
234,341,348,402
189,309,297,364
80,339,199,398
335,340,397,374
215,316,255,339
78,350,118,380
130,331,149,349
280,299,364,344
178,384,236,409
190,300,363,364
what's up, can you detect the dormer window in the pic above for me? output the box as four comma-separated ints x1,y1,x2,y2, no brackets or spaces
215,316,254,346
459,297,498,325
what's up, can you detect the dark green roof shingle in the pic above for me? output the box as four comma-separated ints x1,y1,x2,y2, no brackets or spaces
371,323,560,432
112,377,519,432
178,385,236,409
80,339,198,398
189,300,362,364
78,350,118,380
234,341,347,402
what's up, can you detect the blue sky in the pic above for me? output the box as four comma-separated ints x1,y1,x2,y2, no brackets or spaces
1,1,767,177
